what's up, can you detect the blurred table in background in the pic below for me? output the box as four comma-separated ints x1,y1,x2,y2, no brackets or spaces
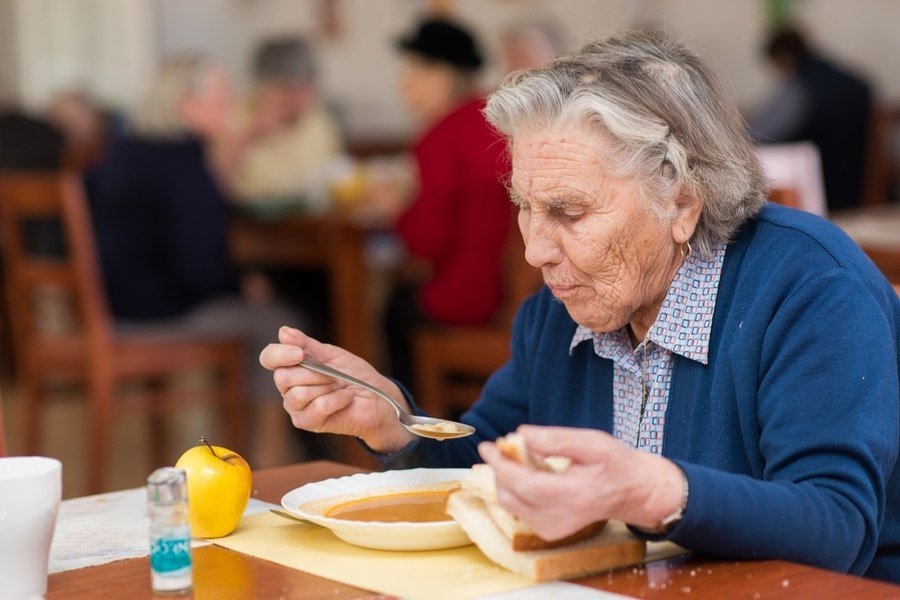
230,211,383,469
831,204,900,283
229,211,375,363
227,143,412,370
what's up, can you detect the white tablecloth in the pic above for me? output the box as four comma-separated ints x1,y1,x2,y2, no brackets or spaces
48,488,273,573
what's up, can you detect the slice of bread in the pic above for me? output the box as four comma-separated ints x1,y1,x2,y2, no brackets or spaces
461,463,606,551
496,433,572,473
449,431,643,578
446,490,646,582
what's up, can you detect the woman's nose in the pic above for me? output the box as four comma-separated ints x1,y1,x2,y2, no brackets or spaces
521,215,561,269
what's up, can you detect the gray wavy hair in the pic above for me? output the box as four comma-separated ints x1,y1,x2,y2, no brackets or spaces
485,29,767,256
254,36,317,85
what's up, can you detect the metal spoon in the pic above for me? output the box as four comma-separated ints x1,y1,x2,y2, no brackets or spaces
269,508,319,526
298,358,475,440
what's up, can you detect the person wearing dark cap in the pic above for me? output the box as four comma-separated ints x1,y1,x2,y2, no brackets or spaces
383,17,512,387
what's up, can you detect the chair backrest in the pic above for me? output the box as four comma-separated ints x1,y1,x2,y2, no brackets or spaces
768,187,802,210
864,247,900,286
0,171,113,372
496,209,544,329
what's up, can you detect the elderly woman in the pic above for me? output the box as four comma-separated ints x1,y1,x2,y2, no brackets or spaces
260,31,899,582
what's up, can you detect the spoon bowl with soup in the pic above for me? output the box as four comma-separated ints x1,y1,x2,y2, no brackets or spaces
298,359,475,440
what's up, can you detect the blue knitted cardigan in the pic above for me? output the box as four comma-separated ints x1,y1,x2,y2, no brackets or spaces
381,204,900,582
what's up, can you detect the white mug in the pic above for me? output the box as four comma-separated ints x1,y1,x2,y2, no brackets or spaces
0,456,62,600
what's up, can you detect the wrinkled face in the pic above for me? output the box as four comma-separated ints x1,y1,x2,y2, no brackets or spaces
509,124,697,339
256,82,314,125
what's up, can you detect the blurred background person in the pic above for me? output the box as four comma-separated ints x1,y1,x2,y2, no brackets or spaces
48,89,122,172
499,17,566,74
748,26,874,212
376,17,512,388
222,35,344,211
85,54,307,468
221,35,346,347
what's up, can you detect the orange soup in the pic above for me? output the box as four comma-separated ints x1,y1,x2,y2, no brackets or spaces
325,490,451,523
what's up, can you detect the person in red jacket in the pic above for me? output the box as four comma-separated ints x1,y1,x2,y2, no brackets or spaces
385,17,512,386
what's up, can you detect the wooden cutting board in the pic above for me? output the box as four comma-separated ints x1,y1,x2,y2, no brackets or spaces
447,491,646,582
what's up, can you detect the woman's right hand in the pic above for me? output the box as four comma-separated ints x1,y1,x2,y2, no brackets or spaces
259,326,416,453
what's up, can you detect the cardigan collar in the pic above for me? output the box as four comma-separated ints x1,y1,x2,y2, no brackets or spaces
570,241,727,365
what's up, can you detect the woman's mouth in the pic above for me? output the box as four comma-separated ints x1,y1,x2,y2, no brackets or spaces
547,283,577,300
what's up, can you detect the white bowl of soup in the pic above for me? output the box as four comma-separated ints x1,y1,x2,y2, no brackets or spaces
281,468,472,551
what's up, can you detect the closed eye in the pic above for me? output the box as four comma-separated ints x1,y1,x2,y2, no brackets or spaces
547,204,585,222
508,188,587,221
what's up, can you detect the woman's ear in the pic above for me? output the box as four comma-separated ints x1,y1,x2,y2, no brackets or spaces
671,192,702,244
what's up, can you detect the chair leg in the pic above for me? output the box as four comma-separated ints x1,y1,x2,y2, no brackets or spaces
222,347,246,456
87,375,115,494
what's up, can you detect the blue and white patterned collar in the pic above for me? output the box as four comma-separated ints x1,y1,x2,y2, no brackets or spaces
569,242,727,365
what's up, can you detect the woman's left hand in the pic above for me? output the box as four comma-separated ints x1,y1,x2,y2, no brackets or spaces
478,425,686,540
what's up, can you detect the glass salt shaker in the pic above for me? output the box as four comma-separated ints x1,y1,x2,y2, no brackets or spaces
147,467,192,595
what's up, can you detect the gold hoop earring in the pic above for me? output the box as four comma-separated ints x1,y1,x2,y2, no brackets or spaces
680,240,693,260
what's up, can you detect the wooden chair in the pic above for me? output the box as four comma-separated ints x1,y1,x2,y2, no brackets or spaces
768,187,803,210
865,247,900,286
0,171,246,492
413,213,543,419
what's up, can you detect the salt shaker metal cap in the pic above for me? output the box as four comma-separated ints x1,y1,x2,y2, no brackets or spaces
147,467,188,504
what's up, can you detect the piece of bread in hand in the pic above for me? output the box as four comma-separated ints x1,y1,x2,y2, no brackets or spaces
461,464,605,551
496,432,573,473
447,431,644,580
446,490,645,582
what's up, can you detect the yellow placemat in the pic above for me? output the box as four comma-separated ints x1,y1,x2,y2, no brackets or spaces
212,513,687,600
213,512,532,600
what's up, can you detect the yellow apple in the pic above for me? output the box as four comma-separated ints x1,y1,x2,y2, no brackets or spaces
175,436,252,538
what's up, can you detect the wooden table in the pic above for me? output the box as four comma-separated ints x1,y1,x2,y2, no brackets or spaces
230,212,375,363
831,205,900,283
48,460,900,599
